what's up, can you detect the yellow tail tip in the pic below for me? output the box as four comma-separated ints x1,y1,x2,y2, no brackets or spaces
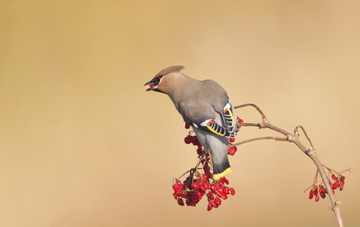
213,167,232,180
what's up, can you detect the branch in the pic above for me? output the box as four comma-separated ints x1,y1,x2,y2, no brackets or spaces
232,136,288,147
234,103,344,227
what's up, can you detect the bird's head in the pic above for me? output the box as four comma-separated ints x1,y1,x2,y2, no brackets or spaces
144,65,184,94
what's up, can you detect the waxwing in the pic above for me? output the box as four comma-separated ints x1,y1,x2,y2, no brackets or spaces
145,66,239,180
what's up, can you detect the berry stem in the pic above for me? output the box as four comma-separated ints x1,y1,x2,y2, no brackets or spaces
338,168,353,174
323,165,353,176
313,169,319,183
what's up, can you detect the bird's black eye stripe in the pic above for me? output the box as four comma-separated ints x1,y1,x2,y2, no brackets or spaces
154,76,163,85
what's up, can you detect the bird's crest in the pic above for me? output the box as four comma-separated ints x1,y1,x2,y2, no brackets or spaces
154,65,184,78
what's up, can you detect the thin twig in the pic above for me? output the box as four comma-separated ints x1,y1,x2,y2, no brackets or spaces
234,103,267,120
294,125,315,148
231,136,288,147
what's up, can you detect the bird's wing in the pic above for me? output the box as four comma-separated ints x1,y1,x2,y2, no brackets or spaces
193,100,236,138
179,79,237,138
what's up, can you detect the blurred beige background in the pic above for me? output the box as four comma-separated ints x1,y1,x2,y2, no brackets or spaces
1,1,359,226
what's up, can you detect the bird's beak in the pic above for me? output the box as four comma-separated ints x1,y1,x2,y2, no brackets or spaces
144,80,156,91
144,81,153,86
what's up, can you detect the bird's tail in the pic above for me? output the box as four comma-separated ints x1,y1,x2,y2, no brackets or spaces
207,136,232,181
212,159,231,180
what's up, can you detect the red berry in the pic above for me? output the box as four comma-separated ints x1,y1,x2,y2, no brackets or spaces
191,136,199,145
339,176,345,185
331,174,338,181
313,186,318,196
197,191,203,200
229,188,235,195
237,118,244,124
180,191,186,198
185,123,190,129
207,192,215,200
227,147,235,156
207,204,213,211
219,193,228,200
315,195,319,202
172,184,179,192
340,185,344,191
204,182,210,190
173,192,178,200
229,137,235,143
197,146,205,155
191,181,199,189
214,197,222,206
333,181,340,189
219,177,224,184
220,177,229,185
211,201,218,208
320,192,326,199
309,190,314,200
202,175,208,181
177,198,184,206
184,136,191,144
150,84,155,88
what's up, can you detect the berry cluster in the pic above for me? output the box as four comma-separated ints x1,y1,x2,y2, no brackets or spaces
172,170,235,210
171,122,238,210
207,177,235,211
306,166,349,202
308,185,329,202
331,174,346,191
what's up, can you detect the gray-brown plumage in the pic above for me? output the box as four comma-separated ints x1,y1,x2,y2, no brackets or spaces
145,66,238,180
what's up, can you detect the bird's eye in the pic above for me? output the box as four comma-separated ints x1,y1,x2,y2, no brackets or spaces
155,76,163,85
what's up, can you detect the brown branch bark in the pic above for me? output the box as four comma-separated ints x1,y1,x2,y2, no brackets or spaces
234,103,344,227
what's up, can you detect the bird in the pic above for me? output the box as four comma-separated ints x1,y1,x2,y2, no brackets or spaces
145,66,239,180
